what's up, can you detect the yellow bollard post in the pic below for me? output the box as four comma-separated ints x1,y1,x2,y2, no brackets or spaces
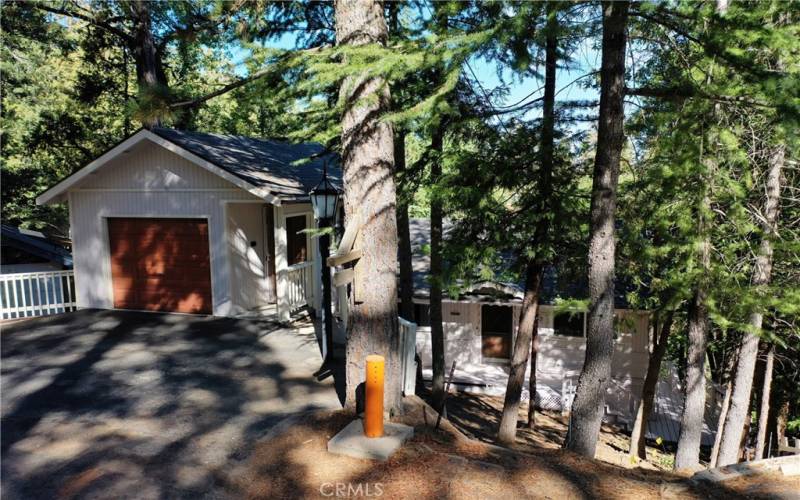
364,354,385,438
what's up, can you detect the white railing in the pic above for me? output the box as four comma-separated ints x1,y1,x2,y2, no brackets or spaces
286,261,314,311
399,316,418,396
1,270,77,320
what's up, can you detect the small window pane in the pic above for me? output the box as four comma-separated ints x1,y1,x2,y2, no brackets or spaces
286,216,308,265
554,312,584,337
414,303,431,327
614,313,633,340
482,305,513,359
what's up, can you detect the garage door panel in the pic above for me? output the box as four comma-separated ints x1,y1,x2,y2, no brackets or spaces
138,277,212,290
138,262,210,278
108,218,212,314
113,222,209,238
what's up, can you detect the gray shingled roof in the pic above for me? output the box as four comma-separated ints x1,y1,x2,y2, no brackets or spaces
151,128,341,200
407,218,633,308
1,225,73,268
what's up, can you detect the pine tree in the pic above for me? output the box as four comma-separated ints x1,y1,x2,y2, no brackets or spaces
335,0,402,413
497,1,558,444
565,0,630,459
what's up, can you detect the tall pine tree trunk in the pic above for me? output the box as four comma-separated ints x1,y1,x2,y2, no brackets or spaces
497,4,558,444
127,1,168,126
389,3,414,324
675,247,710,470
527,313,541,428
717,144,784,466
335,0,402,414
130,3,166,87
710,379,732,466
429,123,446,408
629,311,674,458
675,0,730,468
498,266,543,443
395,131,414,322
755,343,775,459
565,0,629,458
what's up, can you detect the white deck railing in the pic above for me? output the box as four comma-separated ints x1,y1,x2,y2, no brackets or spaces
399,316,418,395
0,270,77,320
286,261,313,311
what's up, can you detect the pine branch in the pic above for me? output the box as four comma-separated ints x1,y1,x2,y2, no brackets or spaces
169,67,279,109
625,86,773,108
630,9,784,81
35,4,134,44
169,46,328,110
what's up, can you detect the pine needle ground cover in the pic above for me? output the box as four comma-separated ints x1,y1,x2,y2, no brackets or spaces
218,406,789,499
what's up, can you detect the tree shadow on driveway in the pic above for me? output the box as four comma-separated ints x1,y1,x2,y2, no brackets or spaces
1,309,342,499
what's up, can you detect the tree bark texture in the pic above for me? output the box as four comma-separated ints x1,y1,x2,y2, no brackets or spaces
429,123,446,408
527,313,541,428
629,312,674,459
755,343,775,459
335,0,401,414
710,380,732,466
716,145,784,467
674,272,710,470
395,131,415,322
565,0,629,459
497,3,558,444
127,2,168,89
127,1,168,126
498,265,543,444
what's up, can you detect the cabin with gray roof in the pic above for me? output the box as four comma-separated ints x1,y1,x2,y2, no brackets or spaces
37,127,339,321
1,225,73,274
402,218,720,446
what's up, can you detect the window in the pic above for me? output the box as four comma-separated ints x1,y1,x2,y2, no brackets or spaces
614,312,634,340
414,303,431,327
482,305,513,359
554,311,585,337
286,216,308,265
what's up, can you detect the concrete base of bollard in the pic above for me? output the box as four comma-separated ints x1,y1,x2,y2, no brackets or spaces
327,419,414,461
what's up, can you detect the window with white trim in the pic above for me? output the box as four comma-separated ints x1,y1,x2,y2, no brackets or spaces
553,311,585,337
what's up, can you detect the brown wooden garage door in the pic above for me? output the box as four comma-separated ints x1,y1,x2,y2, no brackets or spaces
108,218,212,314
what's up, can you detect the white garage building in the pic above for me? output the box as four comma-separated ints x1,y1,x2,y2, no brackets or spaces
37,127,338,322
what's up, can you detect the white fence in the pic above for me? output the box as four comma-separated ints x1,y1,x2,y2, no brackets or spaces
286,261,314,311
399,316,418,395
1,270,77,320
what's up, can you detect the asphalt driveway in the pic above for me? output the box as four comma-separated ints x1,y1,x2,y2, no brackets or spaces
1,309,342,499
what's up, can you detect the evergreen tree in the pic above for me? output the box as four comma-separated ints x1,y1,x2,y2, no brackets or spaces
334,0,402,412
565,0,630,459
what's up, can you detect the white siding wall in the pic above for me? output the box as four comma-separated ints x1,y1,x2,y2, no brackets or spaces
226,203,271,313
416,302,651,418
67,140,263,316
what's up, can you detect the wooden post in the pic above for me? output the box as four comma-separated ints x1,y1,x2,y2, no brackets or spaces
274,205,290,323
365,355,385,438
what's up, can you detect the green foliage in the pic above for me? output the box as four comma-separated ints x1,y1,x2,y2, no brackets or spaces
620,0,800,387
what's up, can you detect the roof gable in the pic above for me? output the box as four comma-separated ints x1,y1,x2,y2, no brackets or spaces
36,128,341,206
36,129,276,205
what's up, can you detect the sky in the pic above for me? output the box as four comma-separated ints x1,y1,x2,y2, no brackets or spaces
230,23,602,127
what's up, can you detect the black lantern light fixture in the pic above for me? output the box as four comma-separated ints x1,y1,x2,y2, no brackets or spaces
310,160,339,223
310,158,339,377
